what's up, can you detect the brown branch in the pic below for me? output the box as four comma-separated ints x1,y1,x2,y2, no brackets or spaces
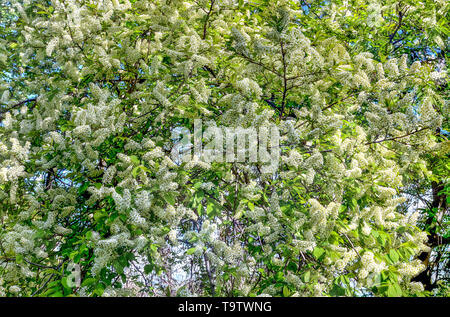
202,0,216,40
279,40,288,118
321,92,356,112
237,52,282,77
389,10,404,45
365,127,429,145
31,260,67,297
1,257,57,270
0,97,37,115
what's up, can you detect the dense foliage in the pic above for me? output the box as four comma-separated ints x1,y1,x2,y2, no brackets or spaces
0,0,448,297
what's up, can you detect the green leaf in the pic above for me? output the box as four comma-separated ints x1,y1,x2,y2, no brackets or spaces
330,283,347,296
93,284,105,296
193,182,203,189
313,247,325,260
78,182,89,194
163,193,176,206
388,249,399,263
113,260,124,275
351,198,358,209
132,166,140,177
282,286,290,297
144,264,153,274
387,283,402,297
15,254,24,264
129,155,140,165
43,287,60,296
81,278,96,287
61,277,71,290
303,271,311,283
86,231,93,240
206,200,220,217
186,248,196,255
94,211,106,222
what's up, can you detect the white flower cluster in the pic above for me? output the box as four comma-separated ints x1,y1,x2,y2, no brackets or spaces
398,259,426,277
3,224,37,255
235,78,262,98
102,165,116,185
358,251,387,280
292,239,316,252
130,208,147,227
409,281,425,293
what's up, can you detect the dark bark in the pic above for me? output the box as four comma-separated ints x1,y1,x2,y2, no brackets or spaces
412,180,448,290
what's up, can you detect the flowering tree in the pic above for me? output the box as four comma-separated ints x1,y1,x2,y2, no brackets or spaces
0,0,448,297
